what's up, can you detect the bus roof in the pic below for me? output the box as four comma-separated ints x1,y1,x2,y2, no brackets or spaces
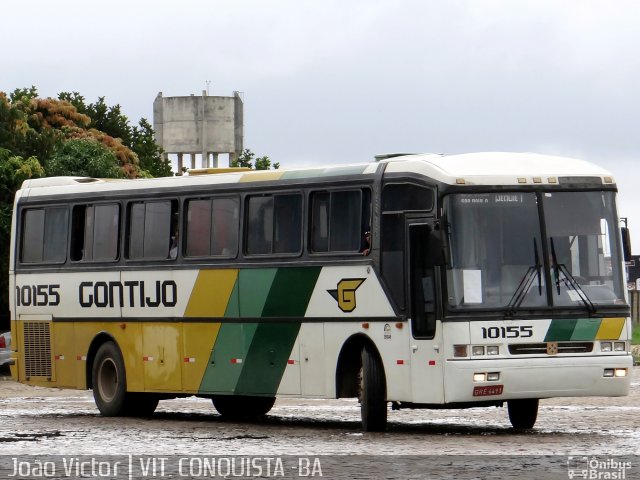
384,152,614,186
18,152,614,197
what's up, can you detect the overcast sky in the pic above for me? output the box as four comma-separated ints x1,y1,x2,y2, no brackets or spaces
3,0,640,247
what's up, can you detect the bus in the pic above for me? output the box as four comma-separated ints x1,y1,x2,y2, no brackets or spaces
8,152,633,431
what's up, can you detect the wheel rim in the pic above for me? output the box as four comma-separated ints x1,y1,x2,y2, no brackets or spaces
97,358,118,402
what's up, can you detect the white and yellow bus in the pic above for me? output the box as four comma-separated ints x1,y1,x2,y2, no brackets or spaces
8,152,633,431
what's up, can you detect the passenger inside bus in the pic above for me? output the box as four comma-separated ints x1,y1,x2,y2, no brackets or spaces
361,230,371,255
169,212,180,260
169,230,178,259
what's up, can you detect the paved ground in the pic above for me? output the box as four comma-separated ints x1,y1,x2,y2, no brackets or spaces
0,368,638,478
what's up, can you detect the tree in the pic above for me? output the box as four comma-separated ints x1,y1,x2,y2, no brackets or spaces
46,139,125,179
0,88,143,178
59,92,171,177
131,119,172,177
0,148,44,321
231,149,279,170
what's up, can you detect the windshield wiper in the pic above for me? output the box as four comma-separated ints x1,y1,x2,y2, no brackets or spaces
505,238,543,317
550,238,596,314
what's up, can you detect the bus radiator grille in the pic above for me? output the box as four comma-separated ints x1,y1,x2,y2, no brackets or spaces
23,321,52,378
508,342,594,355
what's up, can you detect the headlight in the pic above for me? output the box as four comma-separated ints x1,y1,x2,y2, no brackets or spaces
472,346,485,356
487,346,500,356
600,341,612,352
614,341,626,352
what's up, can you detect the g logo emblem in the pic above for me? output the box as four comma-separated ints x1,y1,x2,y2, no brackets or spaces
328,279,366,313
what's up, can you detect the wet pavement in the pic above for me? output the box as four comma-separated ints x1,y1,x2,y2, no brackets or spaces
0,368,638,458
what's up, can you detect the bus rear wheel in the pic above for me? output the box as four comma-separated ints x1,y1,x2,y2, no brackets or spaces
92,341,128,416
212,395,275,419
359,344,387,432
507,399,539,429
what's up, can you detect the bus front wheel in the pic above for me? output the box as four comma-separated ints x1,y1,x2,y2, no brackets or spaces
507,399,539,429
212,395,275,419
92,341,128,416
359,344,387,432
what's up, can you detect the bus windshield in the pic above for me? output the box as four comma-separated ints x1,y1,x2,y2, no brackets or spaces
444,191,625,312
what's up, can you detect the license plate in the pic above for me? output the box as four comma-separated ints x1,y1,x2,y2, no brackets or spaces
473,385,504,397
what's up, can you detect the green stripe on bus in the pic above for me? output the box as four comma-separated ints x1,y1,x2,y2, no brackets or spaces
281,165,368,180
262,267,322,317
570,318,601,341
200,269,276,394
234,322,301,395
544,318,578,342
199,267,321,395
224,278,240,318
238,269,278,317
234,267,320,394
199,323,258,393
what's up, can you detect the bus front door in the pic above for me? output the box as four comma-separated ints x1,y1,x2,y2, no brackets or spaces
407,220,445,404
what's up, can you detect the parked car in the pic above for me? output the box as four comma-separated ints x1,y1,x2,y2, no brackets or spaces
0,331,11,373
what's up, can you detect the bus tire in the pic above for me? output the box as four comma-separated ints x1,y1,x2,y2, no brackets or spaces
212,395,275,419
359,344,387,432
92,341,128,416
507,399,539,429
125,393,159,417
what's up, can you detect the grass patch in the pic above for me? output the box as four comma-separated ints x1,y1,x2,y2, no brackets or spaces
633,325,640,365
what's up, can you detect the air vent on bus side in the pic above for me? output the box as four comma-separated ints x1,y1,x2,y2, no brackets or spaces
23,322,52,378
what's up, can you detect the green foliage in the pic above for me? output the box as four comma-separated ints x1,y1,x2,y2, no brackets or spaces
58,92,170,177
231,148,255,168
47,139,124,178
87,97,133,146
1,88,60,162
633,324,640,345
231,149,279,170
0,148,44,321
132,119,172,177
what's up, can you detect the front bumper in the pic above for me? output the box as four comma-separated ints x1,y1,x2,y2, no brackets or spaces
444,355,633,403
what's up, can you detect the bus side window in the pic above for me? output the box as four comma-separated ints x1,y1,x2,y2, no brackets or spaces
185,199,211,257
274,194,302,254
310,188,370,253
21,207,68,264
71,204,120,262
185,197,239,258
246,193,302,255
246,196,274,254
127,200,178,260
211,197,239,257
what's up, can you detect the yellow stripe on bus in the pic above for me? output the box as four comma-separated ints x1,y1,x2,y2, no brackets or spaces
595,317,626,340
239,171,284,182
184,269,238,318
181,322,221,393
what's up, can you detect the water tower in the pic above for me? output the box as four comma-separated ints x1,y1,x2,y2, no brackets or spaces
153,91,244,171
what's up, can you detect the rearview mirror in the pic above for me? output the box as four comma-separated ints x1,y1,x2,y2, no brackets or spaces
621,226,632,262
